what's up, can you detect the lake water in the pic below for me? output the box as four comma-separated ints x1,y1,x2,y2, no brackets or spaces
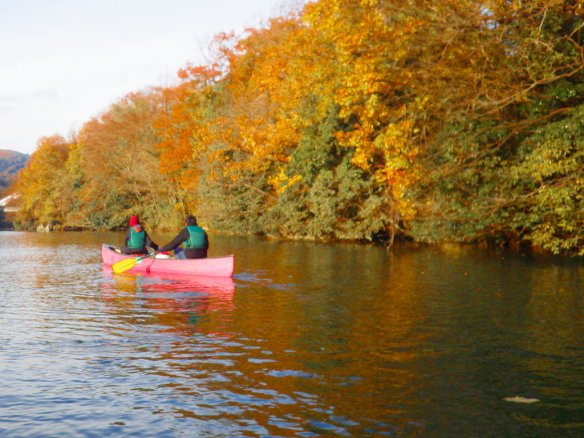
0,231,582,437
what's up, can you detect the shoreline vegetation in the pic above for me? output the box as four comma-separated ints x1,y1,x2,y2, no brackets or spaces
10,1,584,256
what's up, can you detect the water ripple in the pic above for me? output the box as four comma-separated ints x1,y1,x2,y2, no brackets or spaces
1,232,583,436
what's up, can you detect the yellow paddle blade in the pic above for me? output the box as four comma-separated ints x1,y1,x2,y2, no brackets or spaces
112,257,138,274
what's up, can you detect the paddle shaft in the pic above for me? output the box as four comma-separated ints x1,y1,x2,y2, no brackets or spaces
112,251,158,274
145,252,159,273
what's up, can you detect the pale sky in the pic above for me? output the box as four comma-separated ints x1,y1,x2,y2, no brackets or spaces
0,0,297,154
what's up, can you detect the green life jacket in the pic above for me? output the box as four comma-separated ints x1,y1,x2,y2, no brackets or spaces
184,225,206,249
128,225,146,249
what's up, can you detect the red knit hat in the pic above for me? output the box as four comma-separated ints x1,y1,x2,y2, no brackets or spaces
129,215,139,226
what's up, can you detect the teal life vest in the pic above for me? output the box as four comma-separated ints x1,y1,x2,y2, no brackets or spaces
184,225,207,249
128,225,146,249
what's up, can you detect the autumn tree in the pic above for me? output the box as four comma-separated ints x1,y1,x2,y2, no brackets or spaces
405,0,584,254
13,0,583,254
77,90,179,229
154,65,223,219
15,135,72,227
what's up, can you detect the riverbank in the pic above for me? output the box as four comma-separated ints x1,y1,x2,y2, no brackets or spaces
7,221,582,259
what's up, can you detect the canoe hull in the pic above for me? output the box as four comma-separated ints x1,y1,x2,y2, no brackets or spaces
101,244,234,277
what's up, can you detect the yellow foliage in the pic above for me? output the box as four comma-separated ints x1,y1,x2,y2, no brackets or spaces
268,167,302,194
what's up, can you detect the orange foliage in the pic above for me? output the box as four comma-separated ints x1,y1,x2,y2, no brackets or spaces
155,15,322,192
154,77,214,200
77,90,177,224
155,0,579,227
15,135,72,224
155,3,422,209
304,0,421,216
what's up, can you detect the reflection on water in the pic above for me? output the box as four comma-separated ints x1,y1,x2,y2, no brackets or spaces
101,270,236,336
0,231,582,436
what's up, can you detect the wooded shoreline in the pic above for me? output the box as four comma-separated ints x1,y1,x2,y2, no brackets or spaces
10,1,584,256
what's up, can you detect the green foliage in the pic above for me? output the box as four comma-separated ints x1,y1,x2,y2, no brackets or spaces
258,107,397,241
259,109,344,240
505,105,584,255
199,174,268,236
411,94,583,255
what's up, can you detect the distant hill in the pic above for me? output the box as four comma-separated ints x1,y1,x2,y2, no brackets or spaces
0,150,28,192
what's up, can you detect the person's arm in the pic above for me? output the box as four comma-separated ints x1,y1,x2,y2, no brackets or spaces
203,230,209,250
159,228,189,252
144,231,158,251
123,228,131,245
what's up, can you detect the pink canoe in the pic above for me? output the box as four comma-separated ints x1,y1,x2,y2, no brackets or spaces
101,244,234,277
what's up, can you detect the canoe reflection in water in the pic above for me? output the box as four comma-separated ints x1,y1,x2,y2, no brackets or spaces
101,268,236,335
